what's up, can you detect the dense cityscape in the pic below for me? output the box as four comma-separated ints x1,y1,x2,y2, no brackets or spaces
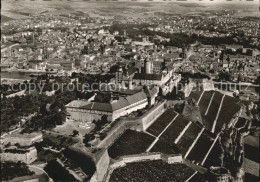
1,1,259,182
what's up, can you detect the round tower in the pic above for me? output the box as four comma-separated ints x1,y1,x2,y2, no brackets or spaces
145,58,152,74
128,78,133,90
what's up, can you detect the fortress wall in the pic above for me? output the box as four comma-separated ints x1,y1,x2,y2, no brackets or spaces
97,101,166,149
95,149,110,182
1,147,37,164
136,101,166,131
4,134,43,147
96,120,134,149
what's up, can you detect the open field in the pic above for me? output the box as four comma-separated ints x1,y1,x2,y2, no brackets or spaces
53,119,95,139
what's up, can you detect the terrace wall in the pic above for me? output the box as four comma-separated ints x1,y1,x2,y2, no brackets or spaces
135,101,167,131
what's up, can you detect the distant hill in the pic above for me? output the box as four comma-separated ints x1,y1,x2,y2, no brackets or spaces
1,15,14,23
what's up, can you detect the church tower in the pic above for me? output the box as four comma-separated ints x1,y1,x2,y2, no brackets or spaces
145,58,153,74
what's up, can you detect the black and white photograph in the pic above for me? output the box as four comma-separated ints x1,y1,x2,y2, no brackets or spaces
1,0,259,181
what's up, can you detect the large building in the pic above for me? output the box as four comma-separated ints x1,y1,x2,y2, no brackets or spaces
66,88,158,122
133,58,175,87
3,131,43,147
1,147,37,164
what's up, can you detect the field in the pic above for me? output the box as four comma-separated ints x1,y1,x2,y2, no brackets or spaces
215,95,241,133
186,131,214,164
108,129,154,159
146,109,177,136
109,160,194,182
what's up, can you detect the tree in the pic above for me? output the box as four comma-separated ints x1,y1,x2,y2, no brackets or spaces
83,134,93,147
255,76,260,85
72,130,79,137
218,72,231,82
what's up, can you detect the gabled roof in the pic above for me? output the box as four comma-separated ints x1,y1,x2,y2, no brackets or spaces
67,91,147,113
66,100,89,108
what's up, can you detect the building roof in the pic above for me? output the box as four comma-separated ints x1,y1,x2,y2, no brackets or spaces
144,87,159,97
67,91,147,113
133,73,163,81
66,100,90,108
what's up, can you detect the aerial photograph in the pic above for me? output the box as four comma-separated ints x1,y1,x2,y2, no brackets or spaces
0,0,259,181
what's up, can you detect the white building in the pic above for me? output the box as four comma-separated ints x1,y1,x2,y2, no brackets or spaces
66,89,158,122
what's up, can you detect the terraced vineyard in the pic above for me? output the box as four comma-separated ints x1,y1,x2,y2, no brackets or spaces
177,123,202,154
188,172,208,182
188,91,203,103
108,130,154,159
186,131,214,164
109,160,195,182
203,141,223,168
204,91,223,131
198,91,214,129
147,109,177,136
215,95,241,133
150,139,180,155
160,115,190,142
198,91,214,114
